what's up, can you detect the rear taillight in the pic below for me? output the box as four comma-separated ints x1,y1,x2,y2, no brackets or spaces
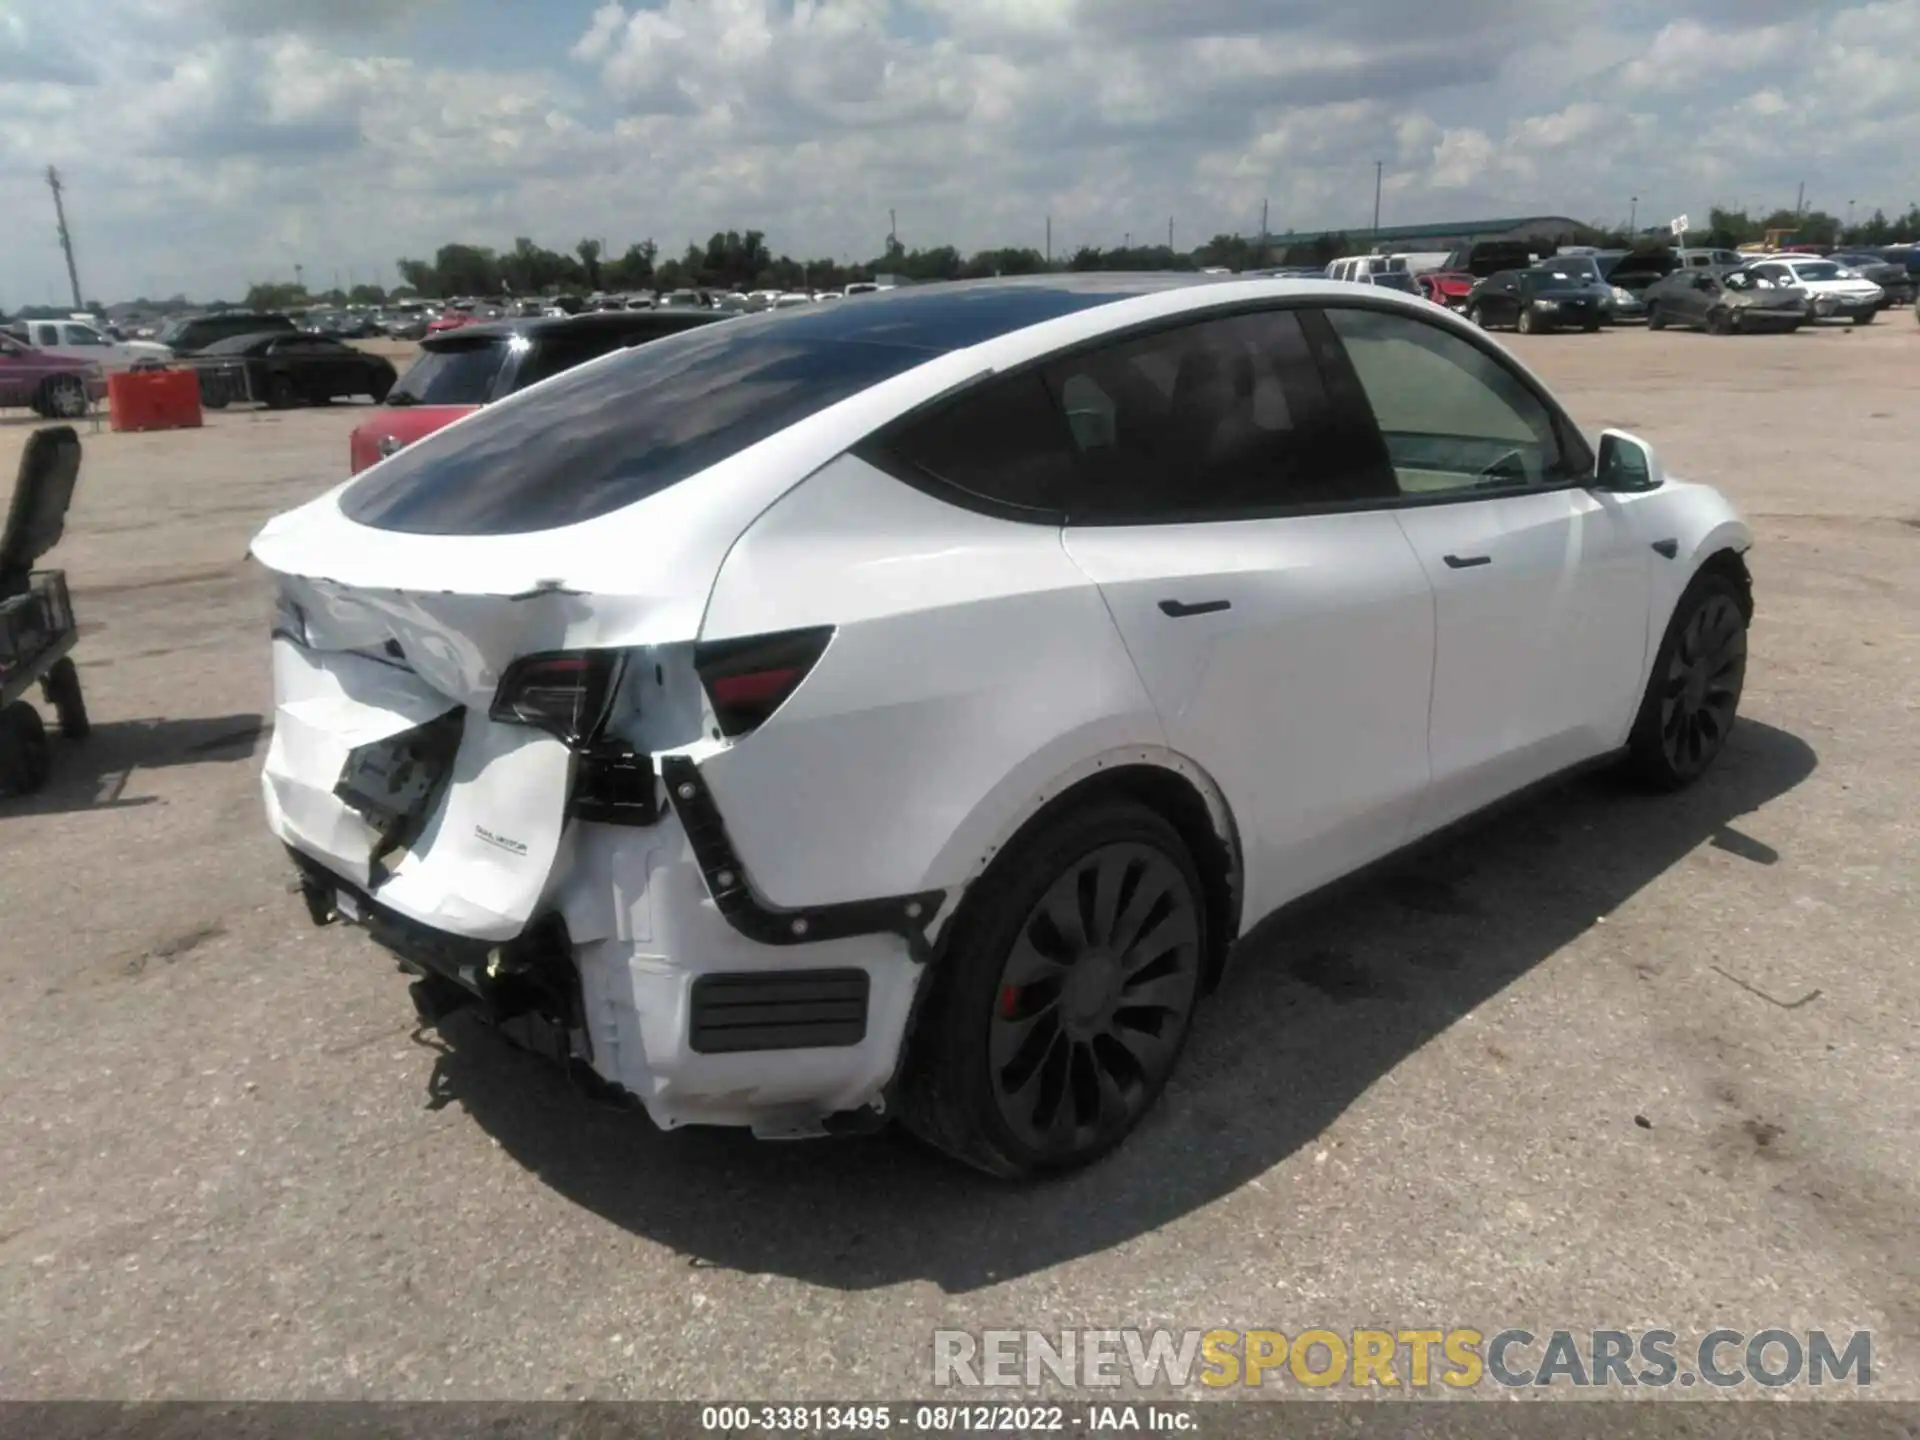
489,650,623,748
695,626,834,738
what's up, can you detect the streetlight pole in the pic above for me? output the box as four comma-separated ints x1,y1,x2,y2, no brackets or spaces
1372,160,1383,234
1629,196,1637,233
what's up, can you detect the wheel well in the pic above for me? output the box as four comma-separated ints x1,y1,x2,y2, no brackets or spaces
953,763,1243,995
1695,546,1754,621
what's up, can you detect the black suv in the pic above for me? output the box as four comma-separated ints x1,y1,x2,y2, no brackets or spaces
158,311,298,355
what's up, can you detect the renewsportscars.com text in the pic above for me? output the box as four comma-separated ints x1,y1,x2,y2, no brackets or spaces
933,1328,1873,1391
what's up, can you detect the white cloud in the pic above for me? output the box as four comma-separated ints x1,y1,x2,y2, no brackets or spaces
0,0,1916,303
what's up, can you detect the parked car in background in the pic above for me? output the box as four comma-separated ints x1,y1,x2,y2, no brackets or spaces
5,317,171,370
0,331,107,416
1642,269,1807,334
1742,257,1883,323
1326,254,1406,282
425,311,475,336
1357,271,1421,296
1466,267,1605,332
252,275,1754,1174
347,309,726,473
1529,256,1619,319
159,310,299,355
1596,250,1676,316
1677,248,1746,271
194,332,397,410
1443,240,1538,278
1829,252,1916,308
1415,271,1476,310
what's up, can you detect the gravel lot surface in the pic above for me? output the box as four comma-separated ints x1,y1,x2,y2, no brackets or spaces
1,320,1915,1402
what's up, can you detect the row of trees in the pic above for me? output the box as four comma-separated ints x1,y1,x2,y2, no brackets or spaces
227,204,1920,311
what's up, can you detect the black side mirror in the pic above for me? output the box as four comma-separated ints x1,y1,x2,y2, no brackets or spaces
1595,429,1664,493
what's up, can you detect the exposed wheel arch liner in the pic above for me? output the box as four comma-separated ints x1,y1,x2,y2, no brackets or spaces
925,744,1245,992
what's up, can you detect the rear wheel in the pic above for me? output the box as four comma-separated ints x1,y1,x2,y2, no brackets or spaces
1465,303,1485,328
0,702,52,797
1853,310,1876,326
37,375,88,419
39,657,89,739
898,799,1208,1177
369,373,394,403
265,372,300,409
1646,303,1667,331
1625,571,1748,791
1707,308,1732,335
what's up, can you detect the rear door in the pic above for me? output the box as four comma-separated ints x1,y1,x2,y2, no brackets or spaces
1314,304,1652,834
1053,306,1436,924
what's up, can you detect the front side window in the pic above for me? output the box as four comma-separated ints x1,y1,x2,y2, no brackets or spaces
1323,306,1582,496
62,326,106,346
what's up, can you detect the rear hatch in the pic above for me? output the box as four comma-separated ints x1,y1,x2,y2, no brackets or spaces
262,311,948,940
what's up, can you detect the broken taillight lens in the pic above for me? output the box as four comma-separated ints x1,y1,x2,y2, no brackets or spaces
694,626,834,738
489,650,624,748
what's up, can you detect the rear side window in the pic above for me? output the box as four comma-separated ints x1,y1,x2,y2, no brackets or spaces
874,373,1081,515
340,318,938,535
387,341,510,405
1040,308,1381,519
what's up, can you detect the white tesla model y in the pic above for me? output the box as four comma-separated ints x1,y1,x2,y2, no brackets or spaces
252,275,1753,1175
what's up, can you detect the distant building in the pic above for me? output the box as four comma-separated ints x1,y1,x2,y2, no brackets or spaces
1270,215,1596,254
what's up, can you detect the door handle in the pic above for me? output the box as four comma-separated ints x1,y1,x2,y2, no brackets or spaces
1158,598,1231,618
1442,554,1493,569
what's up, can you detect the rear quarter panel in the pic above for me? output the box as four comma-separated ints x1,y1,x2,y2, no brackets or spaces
695,453,1167,910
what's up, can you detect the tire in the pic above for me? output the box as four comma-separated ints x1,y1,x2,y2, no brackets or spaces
202,392,229,410
1707,308,1732,336
369,374,394,404
37,375,88,419
0,702,52,797
39,657,89,739
1624,571,1749,791
1517,307,1538,334
265,373,300,410
1853,310,1875,326
1465,304,1484,328
1646,303,1667,331
1582,317,1600,333
897,798,1209,1177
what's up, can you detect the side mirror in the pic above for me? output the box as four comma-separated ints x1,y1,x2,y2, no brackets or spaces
1594,429,1664,493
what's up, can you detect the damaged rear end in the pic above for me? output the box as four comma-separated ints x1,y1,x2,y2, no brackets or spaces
251,314,957,1136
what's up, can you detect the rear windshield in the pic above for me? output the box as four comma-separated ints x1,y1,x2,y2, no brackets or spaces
386,341,510,406
339,317,938,535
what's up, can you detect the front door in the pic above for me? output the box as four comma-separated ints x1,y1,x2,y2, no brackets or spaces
1049,307,1436,924
1315,304,1653,834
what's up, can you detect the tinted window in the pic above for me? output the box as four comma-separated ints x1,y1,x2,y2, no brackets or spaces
340,319,937,535
387,341,510,405
1040,309,1370,519
875,373,1080,515
1324,306,1580,495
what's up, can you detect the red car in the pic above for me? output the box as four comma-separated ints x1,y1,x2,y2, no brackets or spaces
0,332,107,418
1416,271,1476,309
348,309,727,473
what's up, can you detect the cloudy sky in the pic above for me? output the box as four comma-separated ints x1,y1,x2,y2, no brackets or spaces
1,0,1914,303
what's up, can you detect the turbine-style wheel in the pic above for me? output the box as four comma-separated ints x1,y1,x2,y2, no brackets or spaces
899,799,1207,1176
1626,572,1748,790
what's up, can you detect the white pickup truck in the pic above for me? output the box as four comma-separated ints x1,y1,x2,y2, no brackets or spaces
6,318,172,372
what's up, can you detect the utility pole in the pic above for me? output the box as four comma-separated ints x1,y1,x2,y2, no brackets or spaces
1846,198,1856,238
1260,198,1269,261
1372,160,1384,235
294,262,305,294
1168,216,1174,252
888,208,897,251
1629,195,1638,233
1795,180,1805,216
45,166,84,311
1045,215,1051,267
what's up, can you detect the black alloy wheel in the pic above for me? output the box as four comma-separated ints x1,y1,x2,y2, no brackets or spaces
899,799,1207,1176
987,840,1201,1160
1627,573,1748,790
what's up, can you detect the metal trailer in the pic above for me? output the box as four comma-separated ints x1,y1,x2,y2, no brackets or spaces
0,426,90,796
